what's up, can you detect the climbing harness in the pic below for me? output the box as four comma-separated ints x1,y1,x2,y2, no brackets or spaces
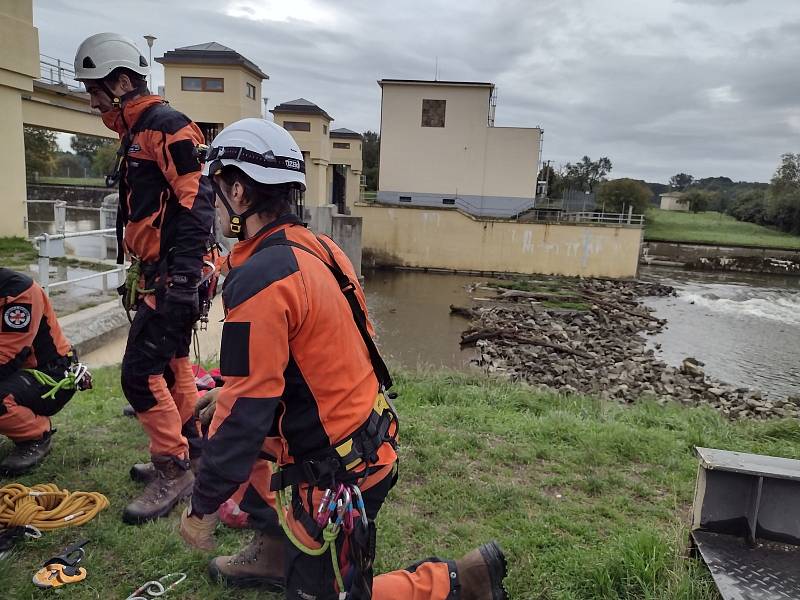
32,538,89,589
0,483,109,530
0,524,40,560
274,475,349,596
126,572,187,599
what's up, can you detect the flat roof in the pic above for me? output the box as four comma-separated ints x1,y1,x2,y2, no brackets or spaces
378,79,494,89
156,42,269,80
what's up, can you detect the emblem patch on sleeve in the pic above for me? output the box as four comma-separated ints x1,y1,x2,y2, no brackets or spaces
3,303,32,332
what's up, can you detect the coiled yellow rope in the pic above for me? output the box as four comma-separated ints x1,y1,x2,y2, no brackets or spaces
0,483,109,530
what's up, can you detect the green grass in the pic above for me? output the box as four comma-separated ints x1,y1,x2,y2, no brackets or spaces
0,237,37,270
34,177,107,187
644,208,800,249
4,368,800,598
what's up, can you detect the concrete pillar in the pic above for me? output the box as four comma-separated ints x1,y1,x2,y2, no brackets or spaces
0,0,38,239
0,85,28,237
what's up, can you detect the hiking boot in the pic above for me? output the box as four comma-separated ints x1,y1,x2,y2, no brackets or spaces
455,541,509,600
130,456,201,484
0,430,55,475
122,455,194,524
208,530,284,589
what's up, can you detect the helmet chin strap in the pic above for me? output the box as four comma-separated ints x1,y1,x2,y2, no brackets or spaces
210,177,260,241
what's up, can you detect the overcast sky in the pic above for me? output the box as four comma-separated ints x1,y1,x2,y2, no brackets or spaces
35,0,800,183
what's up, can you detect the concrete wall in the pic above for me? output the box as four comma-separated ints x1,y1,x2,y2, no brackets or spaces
304,204,362,277
354,203,642,279
162,63,261,128
378,82,541,207
376,191,534,218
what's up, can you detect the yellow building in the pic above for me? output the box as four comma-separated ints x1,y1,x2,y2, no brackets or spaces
271,99,363,212
0,0,114,238
156,42,268,142
377,79,542,218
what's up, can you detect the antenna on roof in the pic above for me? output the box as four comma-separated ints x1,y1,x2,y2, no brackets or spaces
435,56,439,81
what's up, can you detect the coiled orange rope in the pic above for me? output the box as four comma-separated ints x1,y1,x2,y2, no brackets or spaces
0,483,109,530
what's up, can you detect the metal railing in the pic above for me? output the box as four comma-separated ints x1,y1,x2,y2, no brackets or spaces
38,53,83,92
34,230,125,294
561,211,645,226
27,199,124,295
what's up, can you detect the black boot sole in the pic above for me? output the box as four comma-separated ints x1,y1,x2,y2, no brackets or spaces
121,481,194,525
478,541,510,600
207,559,284,591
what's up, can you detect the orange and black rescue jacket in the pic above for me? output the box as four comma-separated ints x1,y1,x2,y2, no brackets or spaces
192,215,397,514
0,269,72,379
104,95,215,294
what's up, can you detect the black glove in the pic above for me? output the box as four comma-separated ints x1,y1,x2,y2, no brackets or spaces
162,286,200,326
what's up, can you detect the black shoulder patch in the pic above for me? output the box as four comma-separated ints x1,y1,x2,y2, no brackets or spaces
134,104,192,136
169,139,201,175
222,243,299,310
0,268,33,298
220,322,250,377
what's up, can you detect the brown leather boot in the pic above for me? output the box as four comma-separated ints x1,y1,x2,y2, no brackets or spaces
455,541,509,600
122,455,194,524
130,456,201,483
0,430,55,475
207,530,284,589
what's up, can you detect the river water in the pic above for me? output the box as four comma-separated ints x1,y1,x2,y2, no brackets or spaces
44,209,800,398
639,266,800,400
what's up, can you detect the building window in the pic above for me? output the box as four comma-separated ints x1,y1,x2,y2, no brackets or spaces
333,142,350,149
181,77,224,92
323,124,328,134
422,99,446,127
284,121,311,132
442,198,456,205
399,196,412,202
246,82,256,99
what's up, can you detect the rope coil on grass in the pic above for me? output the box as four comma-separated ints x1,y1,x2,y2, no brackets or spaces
0,483,109,530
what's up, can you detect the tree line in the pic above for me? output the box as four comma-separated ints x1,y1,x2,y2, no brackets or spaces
24,127,117,181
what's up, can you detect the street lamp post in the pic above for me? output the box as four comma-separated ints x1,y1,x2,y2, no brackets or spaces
143,34,157,91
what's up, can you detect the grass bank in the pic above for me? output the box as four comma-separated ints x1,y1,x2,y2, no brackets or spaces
645,208,800,249
0,237,37,271
33,176,107,187
3,367,800,598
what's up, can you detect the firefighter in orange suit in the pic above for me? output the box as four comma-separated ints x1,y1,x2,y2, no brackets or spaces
73,32,215,524
0,269,91,474
178,118,509,600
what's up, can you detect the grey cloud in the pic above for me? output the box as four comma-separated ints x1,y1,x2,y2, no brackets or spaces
33,0,800,182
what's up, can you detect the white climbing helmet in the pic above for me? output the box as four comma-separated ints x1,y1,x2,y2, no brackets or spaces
74,32,149,81
202,118,306,190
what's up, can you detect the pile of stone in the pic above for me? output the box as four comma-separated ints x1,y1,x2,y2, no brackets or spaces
453,278,796,421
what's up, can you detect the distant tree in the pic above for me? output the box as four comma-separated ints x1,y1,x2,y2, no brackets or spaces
669,172,694,190
562,156,612,192
729,190,769,225
678,190,717,213
71,134,115,160
362,130,379,191
24,126,58,179
596,178,652,214
92,144,118,177
537,163,561,197
54,152,86,177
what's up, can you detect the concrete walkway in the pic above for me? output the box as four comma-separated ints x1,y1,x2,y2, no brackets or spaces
80,300,226,368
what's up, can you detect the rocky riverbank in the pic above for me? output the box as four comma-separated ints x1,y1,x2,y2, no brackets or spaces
453,277,799,420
